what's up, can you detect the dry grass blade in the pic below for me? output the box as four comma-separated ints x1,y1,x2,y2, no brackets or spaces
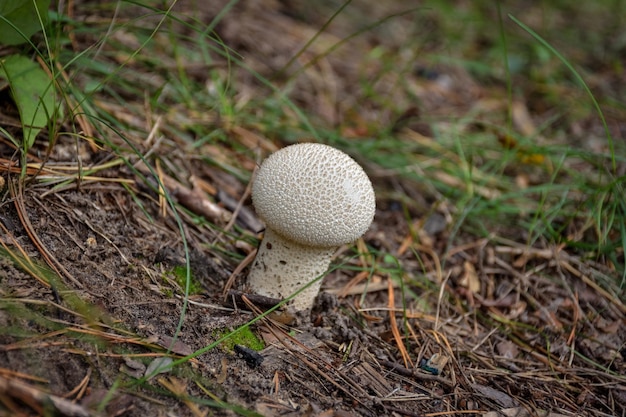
387,278,413,368
0,369,47,384
0,224,51,289
0,375,91,417
134,161,232,224
0,157,130,189
222,249,256,298
559,259,626,315
8,178,83,288
495,243,626,314
63,369,91,402
158,377,207,417
336,270,370,298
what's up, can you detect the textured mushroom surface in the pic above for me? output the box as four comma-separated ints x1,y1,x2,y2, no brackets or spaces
252,143,375,248
248,228,335,309
248,143,376,311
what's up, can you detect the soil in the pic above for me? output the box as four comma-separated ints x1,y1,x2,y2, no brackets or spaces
1,1,625,417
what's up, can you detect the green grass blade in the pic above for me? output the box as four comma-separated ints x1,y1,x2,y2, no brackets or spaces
508,13,616,174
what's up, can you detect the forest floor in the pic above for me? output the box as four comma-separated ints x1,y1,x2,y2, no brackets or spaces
0,1,624,416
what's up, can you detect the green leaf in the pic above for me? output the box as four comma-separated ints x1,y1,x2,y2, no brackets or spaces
0,54,56,150
0,0,50,46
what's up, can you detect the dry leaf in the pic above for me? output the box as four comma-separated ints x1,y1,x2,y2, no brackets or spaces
145,357,173,379
496,341,519,359
156,334,194,356
512,101,536,137
459,261,481,293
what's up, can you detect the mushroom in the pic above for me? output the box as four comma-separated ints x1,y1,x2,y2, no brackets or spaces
248,143,375,311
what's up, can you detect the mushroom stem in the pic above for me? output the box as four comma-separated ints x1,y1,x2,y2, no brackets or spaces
248,228,335,311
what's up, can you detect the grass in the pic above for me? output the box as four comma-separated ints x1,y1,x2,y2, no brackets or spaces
1,0,625,415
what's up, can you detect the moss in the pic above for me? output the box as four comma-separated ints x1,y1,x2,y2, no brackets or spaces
171,265,202,295
214,326,264,352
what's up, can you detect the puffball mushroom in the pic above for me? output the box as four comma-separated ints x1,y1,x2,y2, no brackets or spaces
248,143,375,311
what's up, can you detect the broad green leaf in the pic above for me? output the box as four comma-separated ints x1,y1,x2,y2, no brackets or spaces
0,0,50,46
0,54,57,150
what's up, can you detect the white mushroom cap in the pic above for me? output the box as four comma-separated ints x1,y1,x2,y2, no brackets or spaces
252,143,375,248
247,143,375,311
